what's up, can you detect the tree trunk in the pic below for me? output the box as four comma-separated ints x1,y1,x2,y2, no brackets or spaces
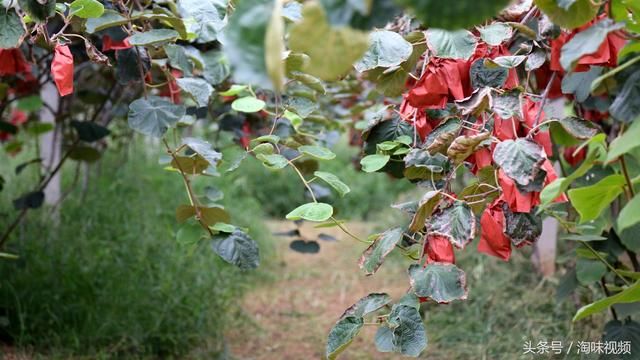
39,82,62,209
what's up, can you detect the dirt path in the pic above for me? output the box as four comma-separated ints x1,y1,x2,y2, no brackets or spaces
226,221,411,360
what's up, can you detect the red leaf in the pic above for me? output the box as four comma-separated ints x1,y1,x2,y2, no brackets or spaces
51,45,74,96
102,35,132,51
478,200,511,261
0,48,31,76
498,169,538,213
424,235,456,264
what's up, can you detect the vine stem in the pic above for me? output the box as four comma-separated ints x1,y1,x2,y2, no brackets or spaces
330,217,370,244
580,240,631,286
619,155,635,198
287,159,317,203
162,139,213,236
531,72,557,128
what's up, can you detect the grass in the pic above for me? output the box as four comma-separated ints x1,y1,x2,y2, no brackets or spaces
0,139,274,358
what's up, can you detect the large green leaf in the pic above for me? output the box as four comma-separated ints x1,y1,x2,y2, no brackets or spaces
127,96,185,138
493,138,545,187
231,97,266,113
18,0,55,22
286,202,333,222
360,154,390,173
609,70,640,123
211,229,260,270
175,78,213,107
256,153,288,169
607,120,640,163
223,0,274,89
535,0,598,29
409,263,467,303
182,137,221,166
478,23,512,46
354,30,413,72
408,191,441,232
617,194,640,233
600,319,640,359
69,0,104,18
85,9,128,33
320,0,402,29
299,145,336,160
398,0,511,29
561,66,602,103
342,293,392,318
426,29,477,60
0,10,24,49
574,281,640,321
313,171,350,197
177,0,226,42
428,201,475,249
289,2,368,81
165,44,193,75
128,29,179,46
557,116,598,140
359,227,404,275
576,258,607,285
560,19,624,71
200,50,231,85
568,174,625,223
325,316,364,360
70,121,110,142
379,304,428,357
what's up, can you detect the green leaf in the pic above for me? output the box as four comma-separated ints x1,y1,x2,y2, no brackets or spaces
18,0,55,22
69,0,104,18
535,0,598,29
354,30,413,72
574,281,640,321
360,154,390,173
576,258,607,285
265,0,285,92
314,171,350,197
428,201,475,249
568,174,625,223
618,194,640,233
600,319,640,359
502,204,542,246
175,78,213,107
426,29,477,60
470,59,508,89
211,229,260,270
68,146,102,163
358,227,404,275
0,252,19,260
200,50,230,85
609,70,640,123
557,116,598,140
70,120,110,142
342,293,392,318
490,55,526,68
408,191,442,232
325,316,363,360
256,153,288,169
607,120,640,163
381,305,428,357
182,137,221,166
619,223,640,252
299,145,336,160
560,19,624,71
178,0,225,42
223,0,275,89
492,90,522,120
399,0,511,29
477,23,512,46
286,202,333,222
13,191,44,210
219,84,247,97
0,10,25,49
231,97,266,113
493,138,545,187
127,96,185,138
176,221,203,246
128,29,179,46
409,263,467,303
289,2,368,81
561,66,602,103
165,44,193,75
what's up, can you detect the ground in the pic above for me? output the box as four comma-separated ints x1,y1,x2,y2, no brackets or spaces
226,221,408,360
